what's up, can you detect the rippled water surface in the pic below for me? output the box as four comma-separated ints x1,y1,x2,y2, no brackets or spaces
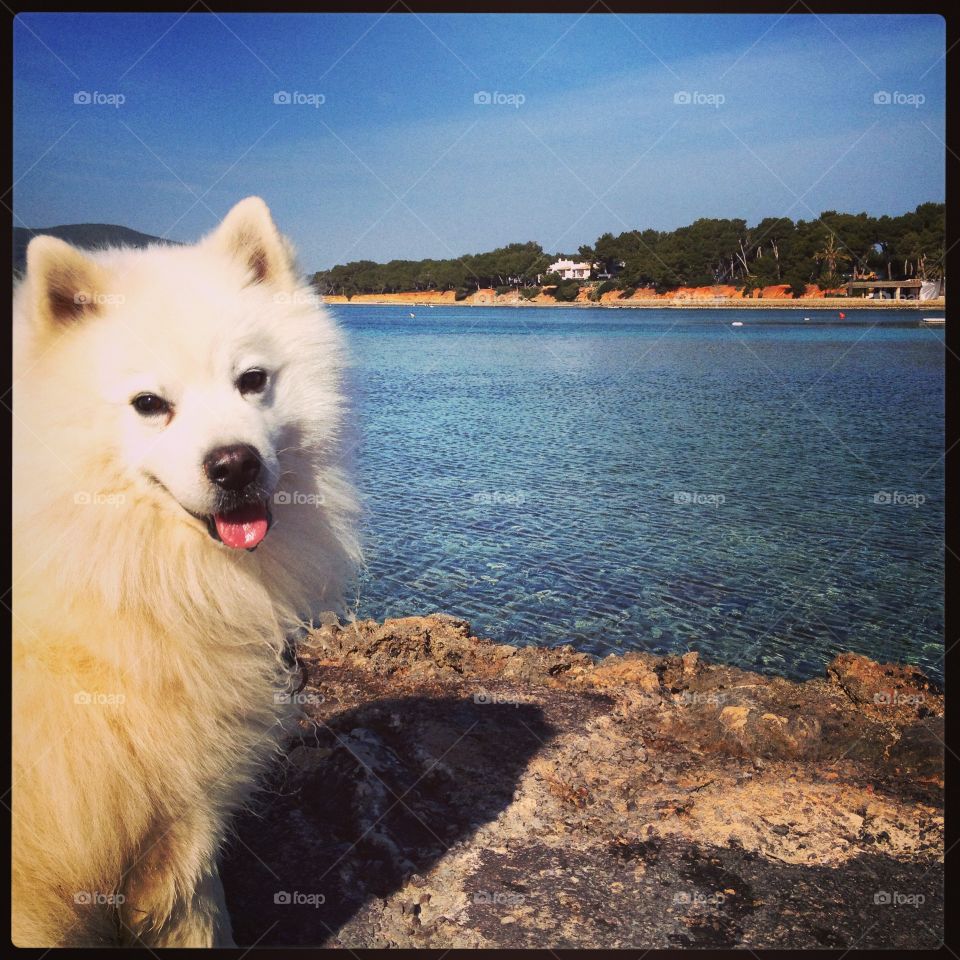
334,306,944,681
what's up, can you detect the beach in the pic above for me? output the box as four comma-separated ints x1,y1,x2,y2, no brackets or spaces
324,290,945,310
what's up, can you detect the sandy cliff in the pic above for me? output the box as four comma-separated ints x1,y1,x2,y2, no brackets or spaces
323,286,942,309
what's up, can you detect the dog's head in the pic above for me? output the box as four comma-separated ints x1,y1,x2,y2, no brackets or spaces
20,197,344,552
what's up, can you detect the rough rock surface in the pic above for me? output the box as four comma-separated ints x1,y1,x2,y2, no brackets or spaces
221,615,944,949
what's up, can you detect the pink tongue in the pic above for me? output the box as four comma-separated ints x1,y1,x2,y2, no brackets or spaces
214,502,269,549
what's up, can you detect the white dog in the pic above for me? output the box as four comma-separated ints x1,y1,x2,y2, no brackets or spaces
11,198,361,946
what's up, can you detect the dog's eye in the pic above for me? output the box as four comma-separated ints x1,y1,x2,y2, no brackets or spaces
238,368,268,395
131,394,170,417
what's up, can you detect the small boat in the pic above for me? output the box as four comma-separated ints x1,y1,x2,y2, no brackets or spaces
731,320,744,327
409,312,416,318
920,317,945,326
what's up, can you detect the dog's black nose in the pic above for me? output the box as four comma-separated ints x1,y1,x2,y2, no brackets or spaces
203,444,261,491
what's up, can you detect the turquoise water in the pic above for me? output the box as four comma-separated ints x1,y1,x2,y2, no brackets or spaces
335,306,944,681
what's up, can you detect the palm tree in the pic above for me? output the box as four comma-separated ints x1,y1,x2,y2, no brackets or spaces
814,232,852,287
814,232,852,276
924,245,945,281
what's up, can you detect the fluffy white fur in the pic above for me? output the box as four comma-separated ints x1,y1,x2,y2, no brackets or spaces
11,198,361,946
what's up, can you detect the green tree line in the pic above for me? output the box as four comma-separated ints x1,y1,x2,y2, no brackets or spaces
312,203,944,299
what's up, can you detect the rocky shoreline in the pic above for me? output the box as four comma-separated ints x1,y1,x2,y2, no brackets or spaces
222,615,944,949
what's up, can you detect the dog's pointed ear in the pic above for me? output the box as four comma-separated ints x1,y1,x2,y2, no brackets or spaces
205,197,296,289
26,236,109,332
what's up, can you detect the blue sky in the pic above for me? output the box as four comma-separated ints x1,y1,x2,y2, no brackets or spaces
13,13,946,269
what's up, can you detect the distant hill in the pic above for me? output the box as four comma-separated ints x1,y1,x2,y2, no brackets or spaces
13,224,179,274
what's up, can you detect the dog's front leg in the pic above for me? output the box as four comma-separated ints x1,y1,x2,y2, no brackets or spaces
119,817,234,947
148,865,234,948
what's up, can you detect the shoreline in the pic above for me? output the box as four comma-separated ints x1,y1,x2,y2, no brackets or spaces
224,614,943,948
324,296,945,311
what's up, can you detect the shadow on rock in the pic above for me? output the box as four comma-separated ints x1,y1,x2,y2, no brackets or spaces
221,694,552,946
460,834,943,949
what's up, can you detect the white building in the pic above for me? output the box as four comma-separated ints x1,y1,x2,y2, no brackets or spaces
547,259,593,281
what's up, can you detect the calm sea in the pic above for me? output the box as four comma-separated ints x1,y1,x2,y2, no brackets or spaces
333,305,944,682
